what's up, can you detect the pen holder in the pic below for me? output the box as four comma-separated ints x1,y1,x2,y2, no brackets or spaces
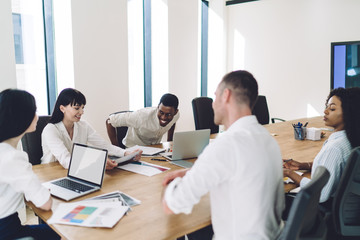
294,127,306,140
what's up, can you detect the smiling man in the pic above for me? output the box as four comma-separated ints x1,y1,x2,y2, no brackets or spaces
106,93,180,148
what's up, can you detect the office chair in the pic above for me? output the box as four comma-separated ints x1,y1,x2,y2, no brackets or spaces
278,166,330,240
328,146,360,239
107,111,131,149
252,95,285,125
192,97,219,134
21,115,51,165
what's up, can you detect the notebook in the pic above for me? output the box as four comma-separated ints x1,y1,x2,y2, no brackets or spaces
161,129,210,167
42,143,108,201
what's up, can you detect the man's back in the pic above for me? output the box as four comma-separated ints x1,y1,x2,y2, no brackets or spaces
165,116,284,239
207,116,284,239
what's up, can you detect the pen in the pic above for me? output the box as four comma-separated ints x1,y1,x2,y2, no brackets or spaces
151,158,167,162
303,122,308,127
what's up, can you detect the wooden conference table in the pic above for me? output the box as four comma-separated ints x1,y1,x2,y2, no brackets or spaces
29,116,328,239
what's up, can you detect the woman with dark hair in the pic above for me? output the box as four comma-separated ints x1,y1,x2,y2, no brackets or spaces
283,87,360,204
0,89,59,240
41,88,140,169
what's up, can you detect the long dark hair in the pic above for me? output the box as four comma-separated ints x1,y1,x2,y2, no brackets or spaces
49,88,86,124
327,87,360,148
0,89,37,142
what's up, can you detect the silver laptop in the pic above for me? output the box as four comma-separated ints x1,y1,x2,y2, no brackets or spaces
43,143,108,201
161,129,210,167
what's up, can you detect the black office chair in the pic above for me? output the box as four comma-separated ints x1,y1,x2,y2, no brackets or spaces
252,95,285,125
107,111,131,149
192,97,219,134
327,146,360,239
278,166,330,240
21,115,51,165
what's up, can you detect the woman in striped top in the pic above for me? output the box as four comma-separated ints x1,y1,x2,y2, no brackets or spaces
283,87,360,204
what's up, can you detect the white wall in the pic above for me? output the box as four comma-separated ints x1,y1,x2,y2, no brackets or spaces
0,0,17,91
71,0,129,139
168,0,200,132
227,0,360,121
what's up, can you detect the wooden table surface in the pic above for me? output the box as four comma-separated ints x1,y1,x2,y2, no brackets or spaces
29,116,329,239
264,116,330,192
29,144,211,240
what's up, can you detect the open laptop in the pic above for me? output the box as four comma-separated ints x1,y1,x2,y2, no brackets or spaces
161,129,210,168
42,143,108,201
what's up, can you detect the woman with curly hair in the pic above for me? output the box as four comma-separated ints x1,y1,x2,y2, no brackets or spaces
283,87,360,205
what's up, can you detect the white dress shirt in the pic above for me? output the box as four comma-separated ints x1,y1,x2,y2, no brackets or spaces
41,120,125,168
0,143,50,219
300,130,351,202
108,107,180,147
164,116,285,240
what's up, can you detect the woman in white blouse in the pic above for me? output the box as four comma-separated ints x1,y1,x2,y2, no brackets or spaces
41,88,140,169
0,89,59,239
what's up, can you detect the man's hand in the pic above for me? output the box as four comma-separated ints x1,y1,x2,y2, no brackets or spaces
106,158,118,170
162,169,189,186
162,198,174,214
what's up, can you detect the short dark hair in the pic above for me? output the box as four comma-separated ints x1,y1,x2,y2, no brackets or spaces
0,89,37,142
220,70,258,109
158,93,179,110
49,88,86,124
327,87,360,148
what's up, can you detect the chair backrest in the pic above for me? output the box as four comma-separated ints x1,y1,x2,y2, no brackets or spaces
21,115,51,165
332,146,360,236
252,95,270,125
191,97,219,134
279,166,330,240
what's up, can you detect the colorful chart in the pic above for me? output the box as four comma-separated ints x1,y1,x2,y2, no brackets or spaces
61,205,97,224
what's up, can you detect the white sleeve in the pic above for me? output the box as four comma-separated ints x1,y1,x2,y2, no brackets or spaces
86,122,125,157
316,146,344,203
42,124,71,168
5,152,50,208
108,111,141,128
164,142,235,214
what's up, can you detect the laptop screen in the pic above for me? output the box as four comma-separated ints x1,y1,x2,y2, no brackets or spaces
68,143,108,186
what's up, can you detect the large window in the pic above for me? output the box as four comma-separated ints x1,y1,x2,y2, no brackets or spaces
128,0,170,109
12,0,49,114
128,0,145,110
12,0,74,114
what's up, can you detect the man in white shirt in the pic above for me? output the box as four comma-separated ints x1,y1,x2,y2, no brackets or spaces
162,70,285,240
106,93,180,148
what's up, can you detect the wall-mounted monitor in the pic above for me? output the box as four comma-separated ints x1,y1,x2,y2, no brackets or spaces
331,41,360,89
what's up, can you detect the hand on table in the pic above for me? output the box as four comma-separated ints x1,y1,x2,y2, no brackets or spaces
283,159,302,170
162,169,189,186
283,168,294,178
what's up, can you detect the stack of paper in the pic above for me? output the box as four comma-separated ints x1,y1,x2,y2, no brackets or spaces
283,171,304,184
118,161,170,177
48,191,141,228
48,202,128,228
126,145,166,156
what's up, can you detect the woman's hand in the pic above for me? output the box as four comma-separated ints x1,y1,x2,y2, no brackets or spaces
283,159,302,170
124,149,143,161
106,158,118,170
